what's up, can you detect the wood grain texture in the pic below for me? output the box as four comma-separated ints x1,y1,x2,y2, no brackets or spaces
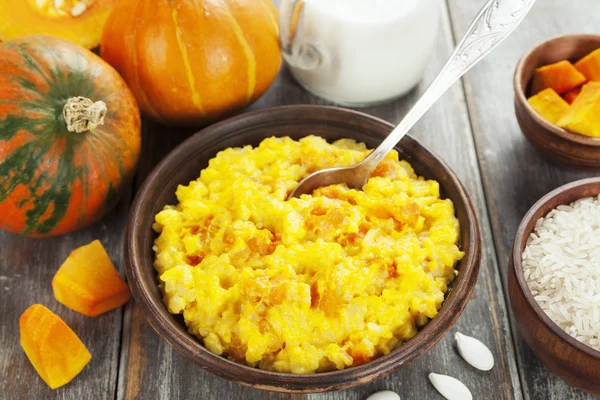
11,0,596,398
447,0,600,399
0,191,131,399
116,2,521,399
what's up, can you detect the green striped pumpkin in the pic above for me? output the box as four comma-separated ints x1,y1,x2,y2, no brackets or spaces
0,35,141,237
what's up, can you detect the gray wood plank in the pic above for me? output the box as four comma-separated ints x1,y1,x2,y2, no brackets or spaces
117,2,521,399
446,0,600,399
0,191,131,399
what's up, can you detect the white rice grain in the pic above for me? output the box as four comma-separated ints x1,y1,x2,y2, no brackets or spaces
522,195,600,352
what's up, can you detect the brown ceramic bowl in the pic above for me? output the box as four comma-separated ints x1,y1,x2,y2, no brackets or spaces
125,105,481,393
508,177,600,396
514,34,600,168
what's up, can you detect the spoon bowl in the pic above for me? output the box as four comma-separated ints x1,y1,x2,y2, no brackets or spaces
289,159,371,198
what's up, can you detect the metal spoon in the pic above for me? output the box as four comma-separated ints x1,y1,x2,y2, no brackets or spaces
288,0,536,199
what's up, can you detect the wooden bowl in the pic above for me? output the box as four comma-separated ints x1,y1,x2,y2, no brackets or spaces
508,177,600,396
125,105,481,393
514,34,600,168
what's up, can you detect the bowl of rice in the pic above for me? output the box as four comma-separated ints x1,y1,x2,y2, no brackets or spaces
126,105,481,392
509,177,600,396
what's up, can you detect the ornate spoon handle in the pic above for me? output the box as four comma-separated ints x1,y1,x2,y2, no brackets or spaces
360,0,537,171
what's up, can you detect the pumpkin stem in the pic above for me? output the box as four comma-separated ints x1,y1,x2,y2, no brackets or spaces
63,97,107,133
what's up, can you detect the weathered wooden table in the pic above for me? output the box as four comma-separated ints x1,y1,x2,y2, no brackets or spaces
2,1,599,399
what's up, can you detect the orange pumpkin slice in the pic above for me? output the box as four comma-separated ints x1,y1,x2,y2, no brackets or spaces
528,88,570,124
0,0,118,49
575,48,600,82
20,304,91,389
558,82,600,138
530,60,587,95
52,240,130,317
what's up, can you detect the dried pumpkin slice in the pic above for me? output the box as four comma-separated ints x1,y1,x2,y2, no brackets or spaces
0,0,118,49
527,88,570,124
558,82,600,138
530,60,587,95
575,48,600,82
52,240,130,317
20,304,91,389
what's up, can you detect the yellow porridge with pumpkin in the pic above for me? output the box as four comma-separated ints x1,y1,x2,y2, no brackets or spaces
152,136,463,373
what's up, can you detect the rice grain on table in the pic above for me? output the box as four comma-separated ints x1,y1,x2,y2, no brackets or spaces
522,195,600,352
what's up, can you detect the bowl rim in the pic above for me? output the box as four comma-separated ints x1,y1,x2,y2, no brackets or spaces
511,177,600,360
125,104,481,392
513,33,600,147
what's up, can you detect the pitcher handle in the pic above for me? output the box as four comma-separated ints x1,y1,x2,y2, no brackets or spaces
279,0,321,70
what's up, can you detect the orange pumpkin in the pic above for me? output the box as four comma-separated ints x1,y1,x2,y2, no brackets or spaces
101,0,281,126
0,0,118,49
0,35,141,237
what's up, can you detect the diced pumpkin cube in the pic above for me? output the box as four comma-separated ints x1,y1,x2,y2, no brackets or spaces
531,60,587,95
52,240,130,317
557,82,600,137
527,88,570,124
562,87,582,104
575,48,600,81
20,304,91,389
